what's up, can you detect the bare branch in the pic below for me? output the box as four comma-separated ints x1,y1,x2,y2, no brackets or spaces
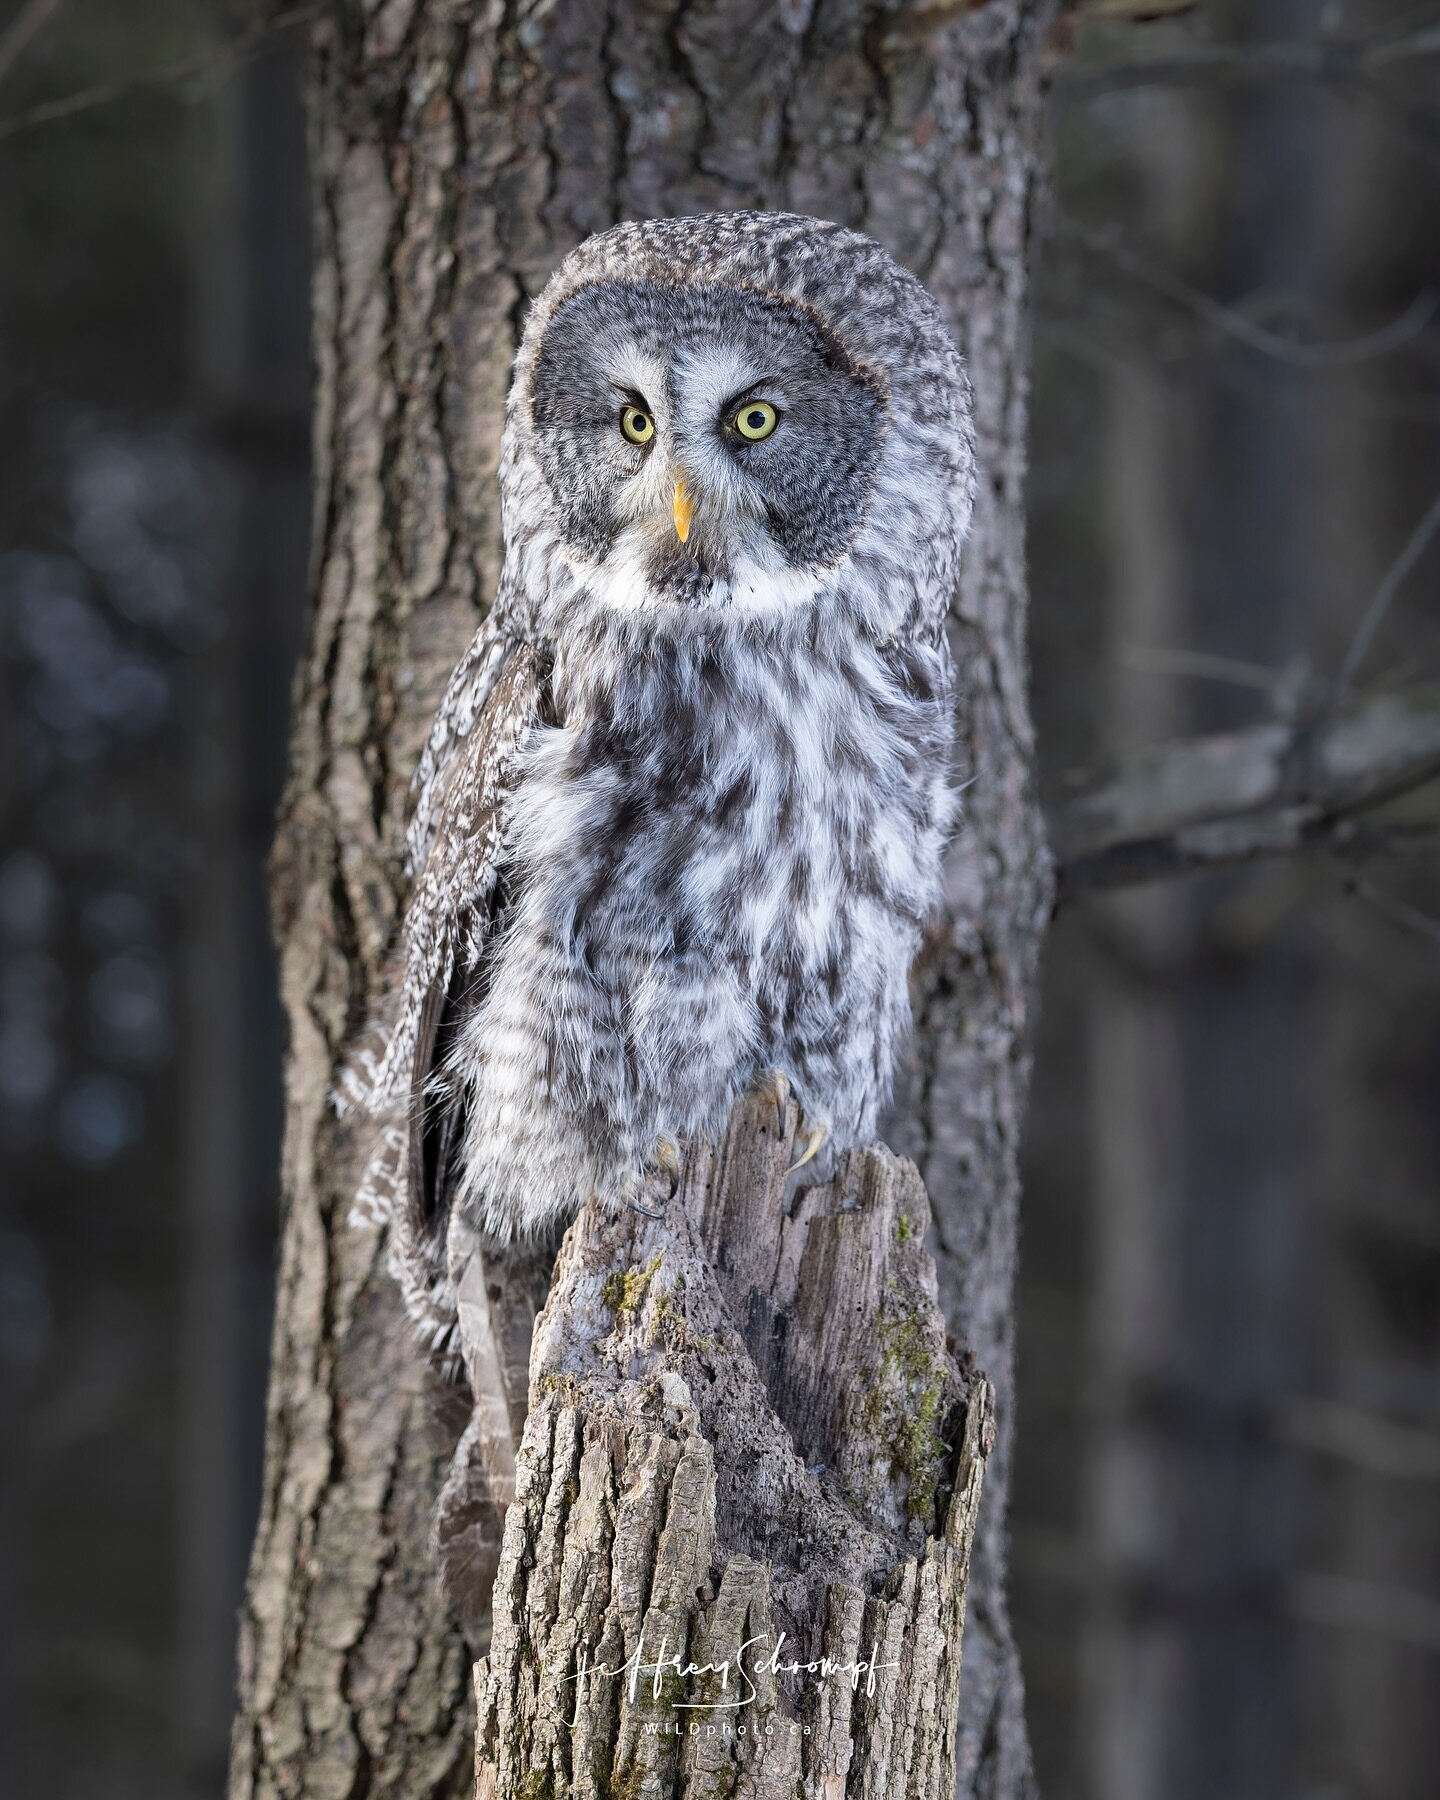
1054,687,1440,898
1083,0,1197,18
1339,874,1440,948
1274,1397,1440,1484
1336,489,1440,696
1058,19,1440,97
0,0,66,92
1055,213,1438,369
1321,821,1440,863
1117,643,1283,692
0,2,316,145
1009,1545,1440,1649
1290,1572,1440,1652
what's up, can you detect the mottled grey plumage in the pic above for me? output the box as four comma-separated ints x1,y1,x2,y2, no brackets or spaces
345,211,974,1350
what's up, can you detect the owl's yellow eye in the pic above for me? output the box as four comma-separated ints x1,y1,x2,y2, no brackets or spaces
731,401,778,442
620,405,654,445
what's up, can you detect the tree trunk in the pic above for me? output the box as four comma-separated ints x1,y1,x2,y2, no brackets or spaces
231,3,1054,1796
473,1093,995,1799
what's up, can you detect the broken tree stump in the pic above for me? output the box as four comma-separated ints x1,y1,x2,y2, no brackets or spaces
471,1091,996,1799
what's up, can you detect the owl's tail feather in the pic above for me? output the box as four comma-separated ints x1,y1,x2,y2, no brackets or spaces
350,1112,464,1375
332,938,470,1374
331,1025,388,1117
330,929,448,1121
335,918,487,1376
329,851,467,1124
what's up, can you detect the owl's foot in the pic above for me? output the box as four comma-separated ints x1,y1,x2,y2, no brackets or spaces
754,1068,791,1134
622,1137,683,1219
653,1135,682,1183
626,1185,667,1220
754,1070,830,1175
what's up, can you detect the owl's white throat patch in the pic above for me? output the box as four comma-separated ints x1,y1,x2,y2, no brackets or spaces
575,526,829,620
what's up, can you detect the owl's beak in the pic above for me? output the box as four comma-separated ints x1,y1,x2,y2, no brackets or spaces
672,478,695,545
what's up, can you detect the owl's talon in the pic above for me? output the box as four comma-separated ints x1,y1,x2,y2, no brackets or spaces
756,1070,789,1134
786,1123,828,1176
654,1136,681,1182
624,1144,678,1219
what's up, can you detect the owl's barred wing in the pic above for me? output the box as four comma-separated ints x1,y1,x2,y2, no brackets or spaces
397,640,549,1245
405,614,519,878
338,636,547,1369
339,637,546,1133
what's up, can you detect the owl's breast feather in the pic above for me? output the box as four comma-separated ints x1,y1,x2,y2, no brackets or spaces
445,620,951,1227
511,627,949,978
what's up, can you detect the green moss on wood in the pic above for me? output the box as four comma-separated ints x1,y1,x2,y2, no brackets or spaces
899,1379,946,1518
649,1282,693,1350
610,1765,647,1800
601,1252,664,1317
858,1307,952,1521
515,1764,558,1800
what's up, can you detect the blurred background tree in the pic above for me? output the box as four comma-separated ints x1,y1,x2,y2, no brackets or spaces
0,2,1436,1798
0,3,308,1793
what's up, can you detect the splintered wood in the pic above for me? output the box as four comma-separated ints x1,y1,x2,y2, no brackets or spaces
472,1092,994,1799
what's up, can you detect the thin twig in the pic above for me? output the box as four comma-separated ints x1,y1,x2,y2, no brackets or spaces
1014,1545,1440,1649
1057,214,1439,369
0,0,65,91
1373,622,1440,691
1084,0,1197,18
1336,489,1440,696
1117,644,1282,691
1058,18,1440,97
1368,19,1440,65
0,2,316,145
1343,70,1440,173
1327,822,1440,864
1290,1571,1440,1651
1045,314,1440,425
1275,1397,1440,1483
1341,874,1440,948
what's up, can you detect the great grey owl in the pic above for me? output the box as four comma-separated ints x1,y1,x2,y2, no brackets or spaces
344,211,974,1349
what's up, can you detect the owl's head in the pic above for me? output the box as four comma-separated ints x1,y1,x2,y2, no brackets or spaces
505,213,974,636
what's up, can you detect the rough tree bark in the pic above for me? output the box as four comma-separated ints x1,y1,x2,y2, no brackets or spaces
472,1092,995,1799
230,2,1054,1796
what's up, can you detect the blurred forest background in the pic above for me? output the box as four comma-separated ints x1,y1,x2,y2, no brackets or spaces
1,3,1437,1798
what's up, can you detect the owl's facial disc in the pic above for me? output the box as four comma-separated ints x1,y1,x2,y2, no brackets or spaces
528,280,886,612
